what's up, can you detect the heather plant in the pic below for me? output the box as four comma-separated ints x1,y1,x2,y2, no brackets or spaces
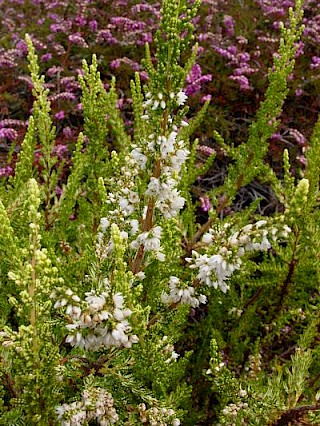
0,1,320,425
1,0,320,179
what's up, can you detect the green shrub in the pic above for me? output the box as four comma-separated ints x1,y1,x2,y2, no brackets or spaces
0,1,319,424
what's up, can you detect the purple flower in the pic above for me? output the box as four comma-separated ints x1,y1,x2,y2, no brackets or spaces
55,111,65,120
68,33,88,48
74,16,87,27
15,40,28,54
41,53,52,62
55,186,63,197
0,166,13,178
47,66,64,77
270,132,282,142
89,20,98,32
0,128,18,141
53,144,68,158
185,64,212,96
201,94,212,103
49,92,76,102
223,15,235,37
199,196,211,212
310,56,320,70
229,75,251,91
289,128,306,146
63,127,73,139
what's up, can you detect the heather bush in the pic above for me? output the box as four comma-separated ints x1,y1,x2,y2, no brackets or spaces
0,0,320,425
1,0,320,178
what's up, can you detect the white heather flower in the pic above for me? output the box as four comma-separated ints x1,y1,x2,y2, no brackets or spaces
128,219,139,235
177,90,188,106
85,291,106,312
161,276,207,308
146,177,160,196
131,147,148,170
119,197,135,216
242,224,253,233
152,226,162,239
255,220,267,228
160,131,177,158
187,251,241,293
152,100,159,110
113,293,124,309
135,271,146,280
100,217,110,232
156,251,166,261
202,233,212,244
170,148,189,170
66,305,82,320
144,236,161,251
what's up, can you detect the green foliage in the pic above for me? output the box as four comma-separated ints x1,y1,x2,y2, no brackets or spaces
0,1,319,425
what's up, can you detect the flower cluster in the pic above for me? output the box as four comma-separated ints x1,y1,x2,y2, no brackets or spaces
186,220,291,292
52,284,138,351
161,276,207,308
56,386,118,426
98,90,190,268
138,403,181,426
130,225,165,262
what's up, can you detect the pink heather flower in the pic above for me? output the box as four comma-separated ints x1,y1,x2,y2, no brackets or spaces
0,166,13,177
289,129,306,146
47,66,63,77
0,58,16,68
223,15,235,37
15,40,28,54
139,71,149,81
55,111,65,120
295,88,303,97
296,155,307,166
55,186,63,197
186,64,212,96
89,20,98,32
270,132,282,142
310,56,320,70
201,94,212,103
63,127,73,139
68,33,88,48
0,119,26,128
229,75,251,91
0,128,18,141
41,53,52,62
74,16,87,27
53,144,68,158
49,92,76,102
199,196,211,212
117,99,124,109
197,145,215,156
137,32,152,46
96,29,118,45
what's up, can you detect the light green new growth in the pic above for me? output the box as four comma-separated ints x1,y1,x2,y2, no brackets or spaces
222,0,304,203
